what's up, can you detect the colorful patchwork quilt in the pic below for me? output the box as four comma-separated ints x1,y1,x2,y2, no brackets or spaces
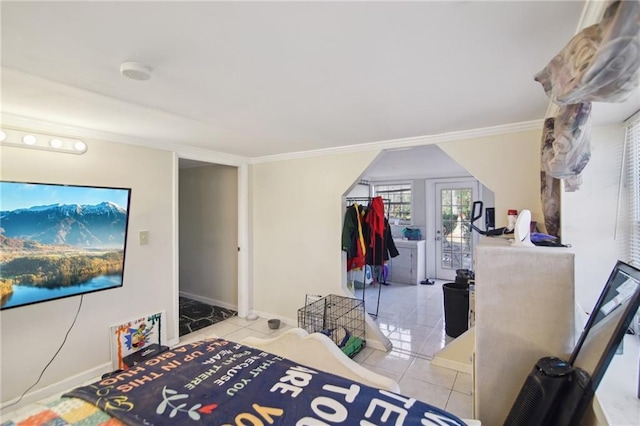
2,396,124,426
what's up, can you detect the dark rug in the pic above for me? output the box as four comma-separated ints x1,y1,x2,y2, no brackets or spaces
179,297,237,336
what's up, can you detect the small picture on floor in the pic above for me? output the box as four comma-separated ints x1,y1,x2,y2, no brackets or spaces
110,311,164,370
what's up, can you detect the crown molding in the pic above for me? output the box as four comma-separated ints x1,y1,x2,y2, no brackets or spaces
577,0,608,30
251,119,544,164
2,112,545,166
0,112,250,167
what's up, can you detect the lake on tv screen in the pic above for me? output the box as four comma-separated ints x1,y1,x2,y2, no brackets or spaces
1,274,122,309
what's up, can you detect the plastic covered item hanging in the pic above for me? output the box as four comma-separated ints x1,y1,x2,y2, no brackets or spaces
534,1,640,105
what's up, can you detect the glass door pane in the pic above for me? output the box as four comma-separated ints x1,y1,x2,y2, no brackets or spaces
435,182,477,280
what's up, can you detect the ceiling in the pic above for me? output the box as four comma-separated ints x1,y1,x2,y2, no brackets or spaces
1,1,638,160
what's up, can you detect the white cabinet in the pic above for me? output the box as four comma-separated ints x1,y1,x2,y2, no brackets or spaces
388,240,426,285
473,237,575,425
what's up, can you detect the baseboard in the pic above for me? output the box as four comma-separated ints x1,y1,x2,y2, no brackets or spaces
431,327,474,374
0,362,112,413
179,291,238,312
249,308,297,327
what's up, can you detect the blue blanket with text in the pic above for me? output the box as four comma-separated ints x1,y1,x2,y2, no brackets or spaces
66,338,467,425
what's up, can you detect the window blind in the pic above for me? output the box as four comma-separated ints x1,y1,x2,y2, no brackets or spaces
627,114,640,267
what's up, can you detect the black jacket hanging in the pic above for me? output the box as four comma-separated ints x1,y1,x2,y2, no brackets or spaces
363,217,399,266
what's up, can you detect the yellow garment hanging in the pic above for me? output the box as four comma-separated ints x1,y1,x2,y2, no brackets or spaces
354,203,366,258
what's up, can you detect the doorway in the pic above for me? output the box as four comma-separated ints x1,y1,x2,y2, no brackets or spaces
178,159,239,330
434,180,479,281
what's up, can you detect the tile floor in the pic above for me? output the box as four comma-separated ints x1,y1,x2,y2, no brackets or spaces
1,280,473,422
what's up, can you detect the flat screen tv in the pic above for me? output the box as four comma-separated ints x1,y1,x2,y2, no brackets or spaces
0,181,132,310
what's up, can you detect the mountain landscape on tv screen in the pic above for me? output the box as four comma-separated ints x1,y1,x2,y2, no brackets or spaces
0,202,128,247
0,202,129,306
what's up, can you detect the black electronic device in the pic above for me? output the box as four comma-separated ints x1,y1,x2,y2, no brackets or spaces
122,343,170,368
485,207,495,229
470,201,511,236
504,261,640,426
504,357,573,426
550,367,593,426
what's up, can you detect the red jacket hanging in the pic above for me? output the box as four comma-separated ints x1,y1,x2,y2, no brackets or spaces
364,197,399,266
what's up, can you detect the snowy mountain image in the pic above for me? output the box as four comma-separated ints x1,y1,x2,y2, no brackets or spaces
0,202,128,248
0,183,131,308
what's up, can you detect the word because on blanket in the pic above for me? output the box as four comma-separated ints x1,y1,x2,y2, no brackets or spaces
66,338,467,426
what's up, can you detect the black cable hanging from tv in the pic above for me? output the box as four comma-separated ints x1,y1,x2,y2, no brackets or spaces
1,295,84,410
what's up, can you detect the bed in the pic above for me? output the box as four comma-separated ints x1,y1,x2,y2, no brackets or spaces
2,329,480,425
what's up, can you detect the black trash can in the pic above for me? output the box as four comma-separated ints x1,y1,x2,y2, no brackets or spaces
443,282,470,338
455,269,474,286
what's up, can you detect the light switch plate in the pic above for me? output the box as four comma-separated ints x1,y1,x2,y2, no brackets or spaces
139,231,149,245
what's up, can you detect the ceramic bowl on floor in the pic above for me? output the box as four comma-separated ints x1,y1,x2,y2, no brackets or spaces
268,319,281,329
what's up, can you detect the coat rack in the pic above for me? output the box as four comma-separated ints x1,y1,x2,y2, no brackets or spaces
345,196,390,318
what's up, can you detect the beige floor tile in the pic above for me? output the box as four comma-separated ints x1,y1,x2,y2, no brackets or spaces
264,323,294,337
204,320,244,337
453,372,473,395
361,364,405,384
390,323,435,341
405,357,458,389
397,376,451,409
223,327,268,343
363,348,415,374
446,390,473,419
178,330,207,345
403,309,445,327
225,316,260,327
245,318,281,334
418,336,448,358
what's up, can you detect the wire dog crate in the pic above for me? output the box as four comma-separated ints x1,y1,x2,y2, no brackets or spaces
297,294,366,358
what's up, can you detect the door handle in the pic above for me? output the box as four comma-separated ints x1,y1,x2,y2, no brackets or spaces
436,236,441,241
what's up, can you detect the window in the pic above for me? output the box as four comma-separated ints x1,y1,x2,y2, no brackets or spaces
627,114,640,267
373,183,411,224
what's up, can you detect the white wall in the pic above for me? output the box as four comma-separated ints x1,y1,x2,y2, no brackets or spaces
437,125,630,311
438,129,544,229
0,140,176,406
179,164,238,308
562,124,629,312
346,182,370,198
251,151,379,321
250,130,548,322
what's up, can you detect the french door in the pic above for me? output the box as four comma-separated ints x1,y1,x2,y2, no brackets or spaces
435,181,478,280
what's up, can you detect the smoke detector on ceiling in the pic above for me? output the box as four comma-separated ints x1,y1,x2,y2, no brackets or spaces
120,61,152,81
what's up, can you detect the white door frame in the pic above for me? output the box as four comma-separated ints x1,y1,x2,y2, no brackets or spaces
428,178,480,281
173,151,251,347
